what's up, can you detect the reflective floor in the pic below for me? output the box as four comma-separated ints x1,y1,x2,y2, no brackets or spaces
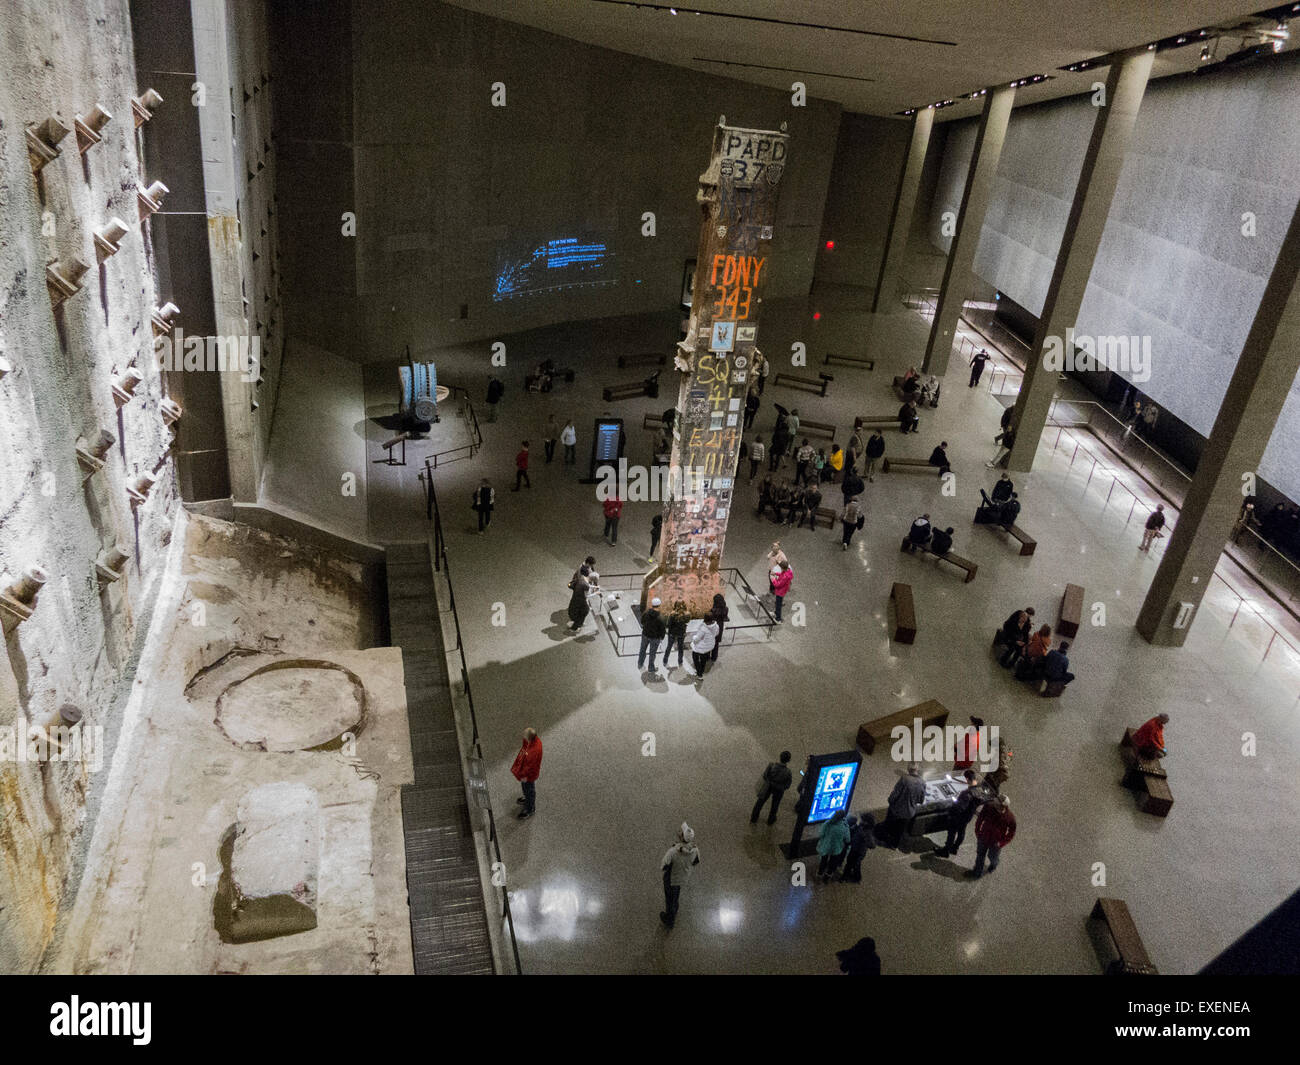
287,283,1300,974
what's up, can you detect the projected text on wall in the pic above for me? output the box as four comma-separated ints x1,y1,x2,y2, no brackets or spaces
493,236,616,301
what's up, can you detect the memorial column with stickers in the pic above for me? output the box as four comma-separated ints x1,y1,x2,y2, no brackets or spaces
642,118,789,616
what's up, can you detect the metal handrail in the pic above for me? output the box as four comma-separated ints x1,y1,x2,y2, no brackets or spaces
418,458,522,974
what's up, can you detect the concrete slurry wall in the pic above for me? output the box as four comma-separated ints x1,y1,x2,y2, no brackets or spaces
0,0,181,972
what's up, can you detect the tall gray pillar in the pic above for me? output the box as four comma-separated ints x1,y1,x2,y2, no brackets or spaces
1007,49,1154,472
871,108,934,313
1136,191,1300,646
921,85,1014,377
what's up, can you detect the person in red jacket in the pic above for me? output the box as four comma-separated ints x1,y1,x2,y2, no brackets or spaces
953,716,984,770
967,795,1016,878
603,495,624,546
512,441,530,491
1132,713,1169,760
771,561,794,624
511,727,543,819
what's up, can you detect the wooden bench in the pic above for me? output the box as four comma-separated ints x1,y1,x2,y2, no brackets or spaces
882,456,944,475
899,538,977,583
980,520,1037,556
643,413,665,432
824,352,875,370
774,372,832,397
856,698,948,755
814,506,838,530
1090,898,1158,975
799,419,836,441
857,413,898,427
1059,583,1084,637
890,582,916,644
1120,729,1174,817
618,352,666,370
603,375,660,402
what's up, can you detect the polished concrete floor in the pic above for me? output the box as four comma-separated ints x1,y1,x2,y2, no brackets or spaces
275,283,1300,974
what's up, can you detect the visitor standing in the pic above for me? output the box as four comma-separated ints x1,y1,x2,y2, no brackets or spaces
513,441,531,490
510,728,543,820
881,764,926,848
1140,504,1166,551
838,813,876,882
841,496,864,550
690,613,720,681
816,810,851,882
662,600,689,671
865,431,885,482
969,348,991,387
638,597,667,675
744,388,760,430
567,566,593,631
561,419,577,464
932,770,984,858
709,593,729,662
771,561,793,623
472,478,495,533
486,375,504,422
749,436,765,481
795,439,814,485
968,795,1016,878
543,415,559,463
751,750,794,825
660,823,701,929
649,513,663,558
603,494,623,545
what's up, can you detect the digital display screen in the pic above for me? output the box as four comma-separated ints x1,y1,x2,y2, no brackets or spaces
594,420,621,463
808,761,858,823
493,235,616,301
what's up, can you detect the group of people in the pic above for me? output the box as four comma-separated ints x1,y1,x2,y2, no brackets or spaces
884,762,1017,878
974,473,1021,528
901,512,955,557
994,606,1076,690
636,592,730,681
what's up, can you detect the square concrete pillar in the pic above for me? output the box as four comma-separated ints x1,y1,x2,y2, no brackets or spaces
1007,49,1154,473
1136,190,1300,645
921,86,1014,377
871,108,933,313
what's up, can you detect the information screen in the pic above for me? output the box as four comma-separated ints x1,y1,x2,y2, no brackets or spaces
594,420,621,464
808,761,859,823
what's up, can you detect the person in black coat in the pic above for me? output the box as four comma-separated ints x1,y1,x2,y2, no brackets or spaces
928,442,951,475
991,474,1014,503
864,431,885,481
472,479,495,532
709,593,730,662
930,526,954,556
838,813,877,882
836,936,882,975
997,608,1034,667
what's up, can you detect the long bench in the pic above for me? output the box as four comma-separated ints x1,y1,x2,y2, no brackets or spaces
978,519,1037,556
617,352,666,370
882,456,944,475
857,412,898,426
824,352,875,370
890,581,916,644
603,375,660,402
814,506,838,530
899,538,977,583
1120,728,1174,817
855,698,948,755
1059,582,1084,638
774,371,832,397
799,419,836,441
1090,898,1158,975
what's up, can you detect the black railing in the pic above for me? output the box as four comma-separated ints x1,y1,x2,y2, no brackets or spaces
417,459,522,975
423,385,484,470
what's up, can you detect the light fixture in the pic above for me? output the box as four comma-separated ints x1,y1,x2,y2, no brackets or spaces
131,88,164,127
74,105,113,153
25,117,70,173
94,216,131,261
137,180,169,220
45,258,91,307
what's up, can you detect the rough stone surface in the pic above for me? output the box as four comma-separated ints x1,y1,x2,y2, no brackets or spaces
227,782,320,942
215,661,365,752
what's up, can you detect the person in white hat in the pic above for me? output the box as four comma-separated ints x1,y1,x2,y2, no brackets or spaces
660,822,701,928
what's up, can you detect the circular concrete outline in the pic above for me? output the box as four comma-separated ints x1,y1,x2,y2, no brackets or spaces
212,657,367,752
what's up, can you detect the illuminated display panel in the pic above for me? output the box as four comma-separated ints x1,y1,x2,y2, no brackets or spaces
808,761,859,823
493,235,616,301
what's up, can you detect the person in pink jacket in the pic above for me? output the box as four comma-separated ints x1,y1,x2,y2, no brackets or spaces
771,561,794,624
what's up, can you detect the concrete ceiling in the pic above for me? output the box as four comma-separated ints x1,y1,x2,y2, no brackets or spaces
444,0,1298,121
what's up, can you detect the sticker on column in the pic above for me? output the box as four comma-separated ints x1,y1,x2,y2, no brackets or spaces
760,225,773,240
737,325,756,343
711,321,736,352
1173,601,1195,629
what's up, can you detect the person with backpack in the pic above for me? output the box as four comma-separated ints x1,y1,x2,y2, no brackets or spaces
929,526,954,556
904,513,932,553
472,478,495,533
750,750,794,825
603,494,624,546
841,496,865,550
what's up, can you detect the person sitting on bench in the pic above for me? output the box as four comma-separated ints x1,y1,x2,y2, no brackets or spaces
1042,641,1075,688
979,489,1020,527
899,399,920,434
928,441,951,475
920,375,940,408
904,513,932,553
798,483,823,531
1132,713,1169,760
784,483,806,527
1015,624,1052,681
991,473,1014,504
901,369,920,396
930,526,954,556
996,608,1035,667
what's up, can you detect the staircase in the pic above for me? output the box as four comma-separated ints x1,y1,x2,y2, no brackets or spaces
385,541,495,975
